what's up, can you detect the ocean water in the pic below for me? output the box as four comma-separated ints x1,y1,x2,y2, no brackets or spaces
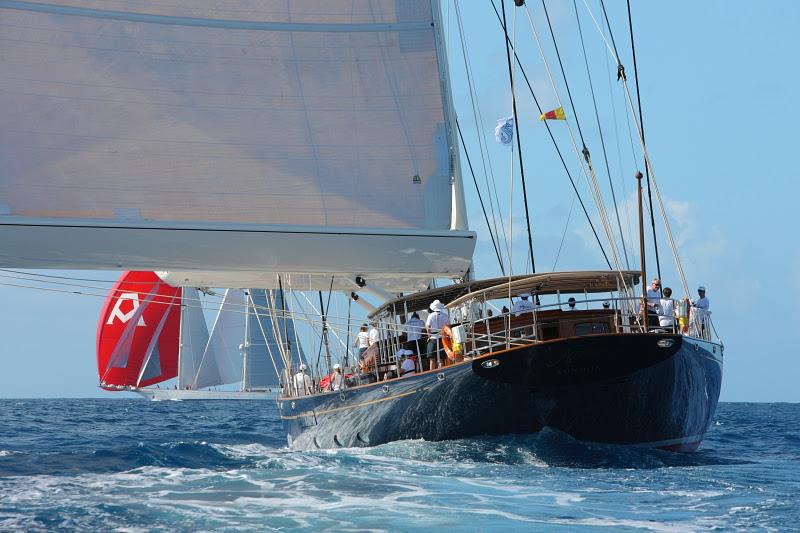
0,401,797,532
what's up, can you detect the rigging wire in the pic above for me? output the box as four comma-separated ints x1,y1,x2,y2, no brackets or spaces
551,196,576,271
453,0,509,264
605,46,636,260
488,0,611,269
572,0,630,269
456,118,506,274
624,0,662,287
524,1,627,275
581,0,691,298
500,0,536,273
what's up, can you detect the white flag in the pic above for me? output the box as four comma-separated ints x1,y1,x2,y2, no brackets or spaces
494,116,515,145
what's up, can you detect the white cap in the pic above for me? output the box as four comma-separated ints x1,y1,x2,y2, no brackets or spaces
299,363,307,371
429,299,445,311
698,285,706,292
519,293,530,298
333,363,341,370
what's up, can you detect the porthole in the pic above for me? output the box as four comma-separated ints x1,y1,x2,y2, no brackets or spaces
481,359,500,369
656,339,675,348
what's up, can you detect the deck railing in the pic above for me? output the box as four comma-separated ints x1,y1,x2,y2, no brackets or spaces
280,296,716,398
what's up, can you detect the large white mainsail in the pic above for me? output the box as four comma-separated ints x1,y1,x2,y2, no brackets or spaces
0,1,474,291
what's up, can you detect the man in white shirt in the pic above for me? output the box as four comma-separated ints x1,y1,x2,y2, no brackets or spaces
405,312,425,354
425,299,450,370
658,287,676,329
644,278,662,328
353,324,370,359
368,321,380,347
294,363,313,396
692,285,710,334
512,293,535,316
329,363,344,391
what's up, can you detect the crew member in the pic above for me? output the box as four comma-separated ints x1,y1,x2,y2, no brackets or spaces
329,363,344,391
405,312,425,354
512,293,534,316
353,324,370,360
294,364,313,396
425,299,450,370
658,287,676,329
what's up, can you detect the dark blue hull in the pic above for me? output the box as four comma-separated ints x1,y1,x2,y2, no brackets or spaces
278,334,723,451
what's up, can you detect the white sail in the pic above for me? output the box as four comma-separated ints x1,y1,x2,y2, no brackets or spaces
192,289,245,389
0,1,474,288
244,289,285,390
177,288,210,389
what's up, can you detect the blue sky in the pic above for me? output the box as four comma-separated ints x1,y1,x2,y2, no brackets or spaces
0,1,797,401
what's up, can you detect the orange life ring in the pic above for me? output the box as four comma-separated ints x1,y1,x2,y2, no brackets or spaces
440,324,460,361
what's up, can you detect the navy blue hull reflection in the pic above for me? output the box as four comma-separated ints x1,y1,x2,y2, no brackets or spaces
278,334,723,451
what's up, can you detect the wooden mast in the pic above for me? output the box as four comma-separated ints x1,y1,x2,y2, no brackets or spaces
636,171,647,331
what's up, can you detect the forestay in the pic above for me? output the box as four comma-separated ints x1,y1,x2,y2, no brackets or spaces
0,1,473,289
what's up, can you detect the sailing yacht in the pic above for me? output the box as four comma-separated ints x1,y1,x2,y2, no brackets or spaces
0,1,722,449
96,272,300,400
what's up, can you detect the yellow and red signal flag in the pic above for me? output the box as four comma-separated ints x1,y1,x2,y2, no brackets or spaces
539,106,566,121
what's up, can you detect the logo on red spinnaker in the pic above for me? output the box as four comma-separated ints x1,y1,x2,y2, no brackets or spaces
96,271,182,389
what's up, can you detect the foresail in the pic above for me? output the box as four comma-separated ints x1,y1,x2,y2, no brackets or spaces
192,289,246,389
243,289,304,390
0,1,474,284
177,287,209,389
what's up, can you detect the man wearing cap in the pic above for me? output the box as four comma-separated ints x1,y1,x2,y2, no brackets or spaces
693,286,710,335
329,363,344,391
425,299,450,370
294,363,313,396
512,293,535,316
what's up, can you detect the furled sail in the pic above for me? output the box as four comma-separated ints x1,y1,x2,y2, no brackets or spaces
192,289,246,389
96,271,181,388
243,289,303,390
0,1,474,290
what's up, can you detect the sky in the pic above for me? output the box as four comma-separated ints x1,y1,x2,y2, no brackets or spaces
0,0,797,401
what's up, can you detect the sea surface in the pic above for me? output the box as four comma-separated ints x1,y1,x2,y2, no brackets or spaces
0,400,797,532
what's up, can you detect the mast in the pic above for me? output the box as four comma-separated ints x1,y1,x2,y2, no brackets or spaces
177,294,186,389
241,291,250,391
431,0,469,232
500,0,536,272
636,171,647,329
319,292,333,376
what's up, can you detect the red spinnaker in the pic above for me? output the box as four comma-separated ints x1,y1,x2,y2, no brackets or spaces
96,271,182,389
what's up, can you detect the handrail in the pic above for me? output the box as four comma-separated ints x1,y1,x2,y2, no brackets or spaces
280,295,717,398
